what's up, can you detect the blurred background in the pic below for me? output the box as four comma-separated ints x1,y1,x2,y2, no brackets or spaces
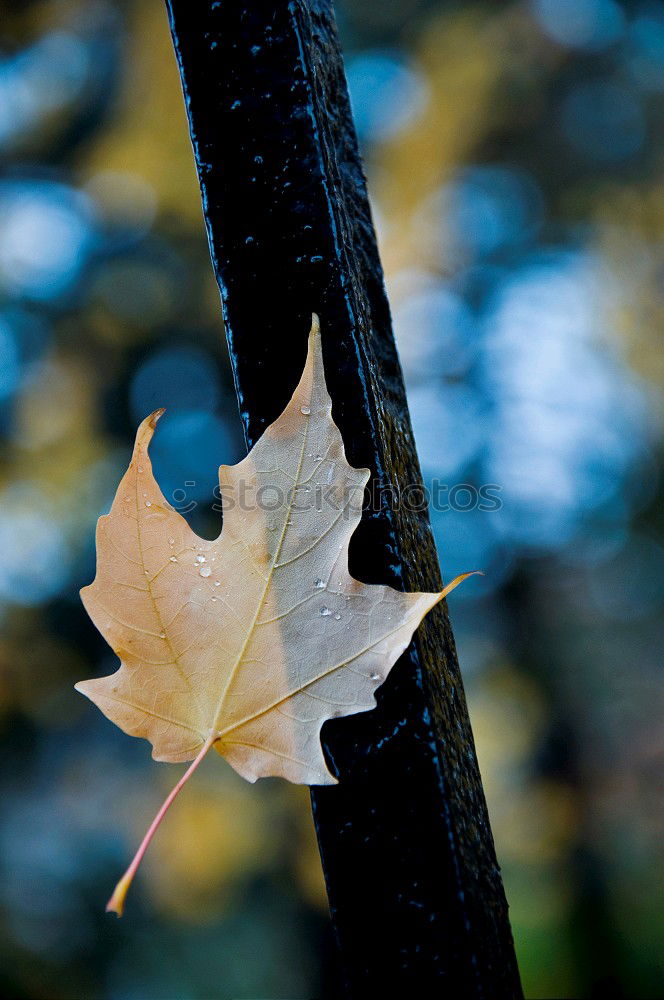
0,0,662,997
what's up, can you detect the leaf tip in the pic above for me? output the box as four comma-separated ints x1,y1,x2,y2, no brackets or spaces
74,678,93,699
310,313,321,338
440,569,484,601
133,407,165,458
148,408,166,429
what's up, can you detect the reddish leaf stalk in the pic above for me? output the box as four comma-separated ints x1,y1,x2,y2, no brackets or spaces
106,731,218,916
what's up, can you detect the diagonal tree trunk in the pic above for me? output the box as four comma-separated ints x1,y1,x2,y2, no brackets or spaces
165,2,522,995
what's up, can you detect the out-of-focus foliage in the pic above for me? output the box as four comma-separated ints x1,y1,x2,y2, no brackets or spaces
0,0,662,997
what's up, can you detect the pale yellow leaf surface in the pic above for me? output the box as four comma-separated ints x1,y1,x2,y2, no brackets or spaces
76,316,468,786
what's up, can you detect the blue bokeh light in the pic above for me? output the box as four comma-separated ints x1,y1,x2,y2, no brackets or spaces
392,276,478,382
0,484,71,606
346,50,428,143
0,181,96,301
148,410,237,508
479,250,648,549
0,31,91,150
625,3,664,91
129,345,223,424
443,166,544,258
0,316,21,402
531,0,625,51
409,382,485,477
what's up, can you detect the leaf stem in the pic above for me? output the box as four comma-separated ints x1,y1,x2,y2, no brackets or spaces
106,731,218,917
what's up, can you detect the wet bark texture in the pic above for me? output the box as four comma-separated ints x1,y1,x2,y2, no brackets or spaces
165,1,522,995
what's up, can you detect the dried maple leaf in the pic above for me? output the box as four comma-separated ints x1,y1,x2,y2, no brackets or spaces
76,315,474,914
